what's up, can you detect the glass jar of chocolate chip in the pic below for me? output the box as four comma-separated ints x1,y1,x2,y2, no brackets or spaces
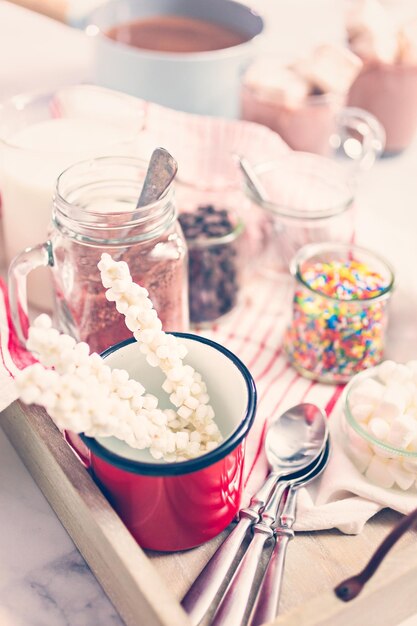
178,205,244,325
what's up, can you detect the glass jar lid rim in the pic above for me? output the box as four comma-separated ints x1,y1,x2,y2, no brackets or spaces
290,242,395,303
0,86,143,154
244,156,354,220
55,155,174,218
184,217,245,247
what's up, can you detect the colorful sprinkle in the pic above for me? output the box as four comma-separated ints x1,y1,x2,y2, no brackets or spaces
285,258,392,383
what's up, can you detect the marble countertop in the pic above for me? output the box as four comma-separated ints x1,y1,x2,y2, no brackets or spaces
1,1,417,625
0,427,122,626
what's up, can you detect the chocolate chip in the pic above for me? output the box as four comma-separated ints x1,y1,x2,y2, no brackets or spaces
179,205,242,323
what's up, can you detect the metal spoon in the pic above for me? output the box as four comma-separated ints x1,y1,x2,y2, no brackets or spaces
136,147,178,207
212,442,330,626
234,154,269,205
182,403,328,625
249,441,331,626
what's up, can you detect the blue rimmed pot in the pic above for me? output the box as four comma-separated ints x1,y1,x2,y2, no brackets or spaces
65,333,256,551
85,0,264,117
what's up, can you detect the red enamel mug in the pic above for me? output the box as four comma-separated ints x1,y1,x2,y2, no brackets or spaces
66,333,257,552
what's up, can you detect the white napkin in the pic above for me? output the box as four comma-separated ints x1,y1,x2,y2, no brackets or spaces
294,408,417,534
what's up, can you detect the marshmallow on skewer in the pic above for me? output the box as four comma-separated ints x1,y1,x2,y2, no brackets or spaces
98,253,222,448
16,268,223,462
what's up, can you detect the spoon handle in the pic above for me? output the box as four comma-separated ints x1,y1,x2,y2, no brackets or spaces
211,528,274,626
259,481,287,526
250,471,280,509
248,532,293,626
209,481,288,626
182,473,279,624
181,516,254,625
249,486,298,626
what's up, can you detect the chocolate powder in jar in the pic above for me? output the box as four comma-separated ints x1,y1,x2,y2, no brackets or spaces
105,15,249,53
53,238,187,354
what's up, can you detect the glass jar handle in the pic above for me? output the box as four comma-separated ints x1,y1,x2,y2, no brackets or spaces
332,106,386,171
8,241,53,346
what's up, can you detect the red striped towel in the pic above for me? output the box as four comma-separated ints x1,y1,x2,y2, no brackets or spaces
1,89,414,533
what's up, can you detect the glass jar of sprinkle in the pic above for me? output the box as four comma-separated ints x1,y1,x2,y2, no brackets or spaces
284,242,395,383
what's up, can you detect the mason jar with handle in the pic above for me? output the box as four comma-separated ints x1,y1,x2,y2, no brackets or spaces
241,75,385,166
8,156,189,353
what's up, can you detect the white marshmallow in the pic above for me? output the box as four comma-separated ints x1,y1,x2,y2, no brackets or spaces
167,366,185,382
381,382,408,414
373,399,402,422
371,443,393,459
346,0,399,64
389,460,415,490
406,360,417,375
349,377,385,406
244,60,310,109
368,417,390,440
206,406,215,421
295,44,363,95
405,382,417,408
387,415,417,449
365,455,395,489
389,365,413,385
403,459,417,473
175,431,190,451
177,405,192,420
347,429,373,472
184,396,200,410
346,0,389,35
406,432,417,452
406,406,417,421
350,403,374,423
377,360,398,385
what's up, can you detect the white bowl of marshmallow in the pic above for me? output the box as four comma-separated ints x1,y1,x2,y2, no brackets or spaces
343,360,417,491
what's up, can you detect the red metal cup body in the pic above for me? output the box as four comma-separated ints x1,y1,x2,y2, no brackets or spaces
89,440,245,551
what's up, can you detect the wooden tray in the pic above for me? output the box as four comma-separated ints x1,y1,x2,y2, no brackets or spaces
2,400,417,626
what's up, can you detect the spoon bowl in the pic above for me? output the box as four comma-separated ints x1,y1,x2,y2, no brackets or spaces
266,402,328,479
249,403,328,518
284,438,331,496
136,146,178,207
